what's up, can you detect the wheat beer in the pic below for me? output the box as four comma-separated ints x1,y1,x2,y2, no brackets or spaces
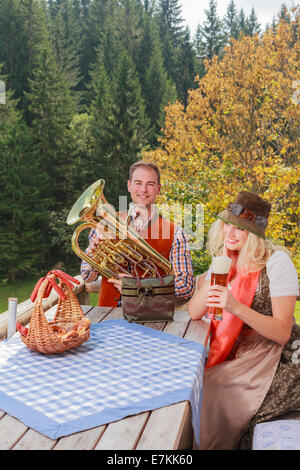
210,256,231,320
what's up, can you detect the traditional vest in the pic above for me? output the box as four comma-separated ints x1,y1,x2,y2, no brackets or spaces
250,267,273,317
97,214,175,307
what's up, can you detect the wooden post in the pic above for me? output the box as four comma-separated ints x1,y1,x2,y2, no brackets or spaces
77,289,90,305
7,297,18,339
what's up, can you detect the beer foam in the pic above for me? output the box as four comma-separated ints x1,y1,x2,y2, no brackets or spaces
211,256,231,274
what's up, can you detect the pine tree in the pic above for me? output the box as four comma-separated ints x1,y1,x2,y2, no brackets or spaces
73,0,91,22
24,33,79,265
79,0,118,83
137,12,157,83
100,16,122,77
143,0,156,15
111,51,150,199
117,0,144,63
278,3,291,23
245,8,261,36
194,25,206,77
271,16,277,31
197,0,226,61
48,0,82,97
144,41,177,143
156,0,195,103
0,76,48,279
88,50,149,204
88,55,118,189
223,0,240,40
0,0,48,110
137,13,176,142
156,0,185,81
175,27,196,106
25,43,75,208
157,0,185,47
0,0,27,97
238,9,247,36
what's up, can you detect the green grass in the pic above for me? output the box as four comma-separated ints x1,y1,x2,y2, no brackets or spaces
295,301,300,325
0,277,38,313
89,292,99,307
0,277,100,314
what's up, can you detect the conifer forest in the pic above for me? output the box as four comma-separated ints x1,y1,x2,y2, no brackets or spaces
0,0,299,281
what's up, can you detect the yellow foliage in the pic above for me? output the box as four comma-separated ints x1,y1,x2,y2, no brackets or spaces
145,10,300,254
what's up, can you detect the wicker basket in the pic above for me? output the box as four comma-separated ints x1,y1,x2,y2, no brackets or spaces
20,272,90,354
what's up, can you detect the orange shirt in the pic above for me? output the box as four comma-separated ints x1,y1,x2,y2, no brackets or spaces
98,214,175,307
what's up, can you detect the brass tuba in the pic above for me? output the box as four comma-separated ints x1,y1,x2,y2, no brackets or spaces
66,179,172,279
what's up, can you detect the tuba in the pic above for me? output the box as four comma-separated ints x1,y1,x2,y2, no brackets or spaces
66,179,172,279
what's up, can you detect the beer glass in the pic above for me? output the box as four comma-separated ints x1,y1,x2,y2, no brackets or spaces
209,256,231,320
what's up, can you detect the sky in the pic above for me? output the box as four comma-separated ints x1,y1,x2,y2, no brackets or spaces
180,0,297,35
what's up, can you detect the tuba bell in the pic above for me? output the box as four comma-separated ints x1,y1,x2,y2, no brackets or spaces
66,179,172,279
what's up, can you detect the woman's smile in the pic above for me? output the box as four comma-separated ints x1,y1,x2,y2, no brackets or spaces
227,238,238,245
223,223,249,251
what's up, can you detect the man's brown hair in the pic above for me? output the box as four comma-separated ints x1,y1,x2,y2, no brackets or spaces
129,161,160,185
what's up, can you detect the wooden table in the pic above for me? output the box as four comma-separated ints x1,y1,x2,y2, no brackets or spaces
0,305,210,451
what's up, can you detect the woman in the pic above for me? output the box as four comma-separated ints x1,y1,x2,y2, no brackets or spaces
189,191,299,450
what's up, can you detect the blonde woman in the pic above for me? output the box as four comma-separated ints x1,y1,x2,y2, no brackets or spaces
189,191,299,450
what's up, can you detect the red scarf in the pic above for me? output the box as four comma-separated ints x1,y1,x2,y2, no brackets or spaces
205,266,261,368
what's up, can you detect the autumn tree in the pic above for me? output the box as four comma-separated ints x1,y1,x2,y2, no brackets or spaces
145,9,300,255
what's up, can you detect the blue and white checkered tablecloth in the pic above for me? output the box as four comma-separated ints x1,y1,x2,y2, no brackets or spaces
0,319,205,443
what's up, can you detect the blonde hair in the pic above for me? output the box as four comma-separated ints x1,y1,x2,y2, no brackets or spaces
207,218,290,274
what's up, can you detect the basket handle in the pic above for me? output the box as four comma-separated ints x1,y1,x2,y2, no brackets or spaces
30,276,67,303
47,270,80,290
30,270,79,303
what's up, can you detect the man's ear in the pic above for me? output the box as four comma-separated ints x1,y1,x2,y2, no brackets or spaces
127,179,131,192
157,184,161,195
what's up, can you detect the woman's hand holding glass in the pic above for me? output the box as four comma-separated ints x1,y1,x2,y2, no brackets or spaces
207,283,240,316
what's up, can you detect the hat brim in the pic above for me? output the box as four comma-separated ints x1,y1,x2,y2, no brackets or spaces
217,210,266,239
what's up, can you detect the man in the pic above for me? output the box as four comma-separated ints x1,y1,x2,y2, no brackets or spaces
81,161,195,307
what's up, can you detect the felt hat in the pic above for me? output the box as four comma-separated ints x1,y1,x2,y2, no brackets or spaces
218,191,271,238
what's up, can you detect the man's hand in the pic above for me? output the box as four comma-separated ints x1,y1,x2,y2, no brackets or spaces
107,273,134,293
86,222,112,255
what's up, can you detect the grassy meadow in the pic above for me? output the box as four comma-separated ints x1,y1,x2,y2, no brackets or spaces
0,277,99,313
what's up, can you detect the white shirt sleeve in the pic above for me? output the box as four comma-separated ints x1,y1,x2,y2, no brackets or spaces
266,250,299,298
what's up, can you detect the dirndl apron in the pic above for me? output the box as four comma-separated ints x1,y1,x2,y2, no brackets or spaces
199,268,300,450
